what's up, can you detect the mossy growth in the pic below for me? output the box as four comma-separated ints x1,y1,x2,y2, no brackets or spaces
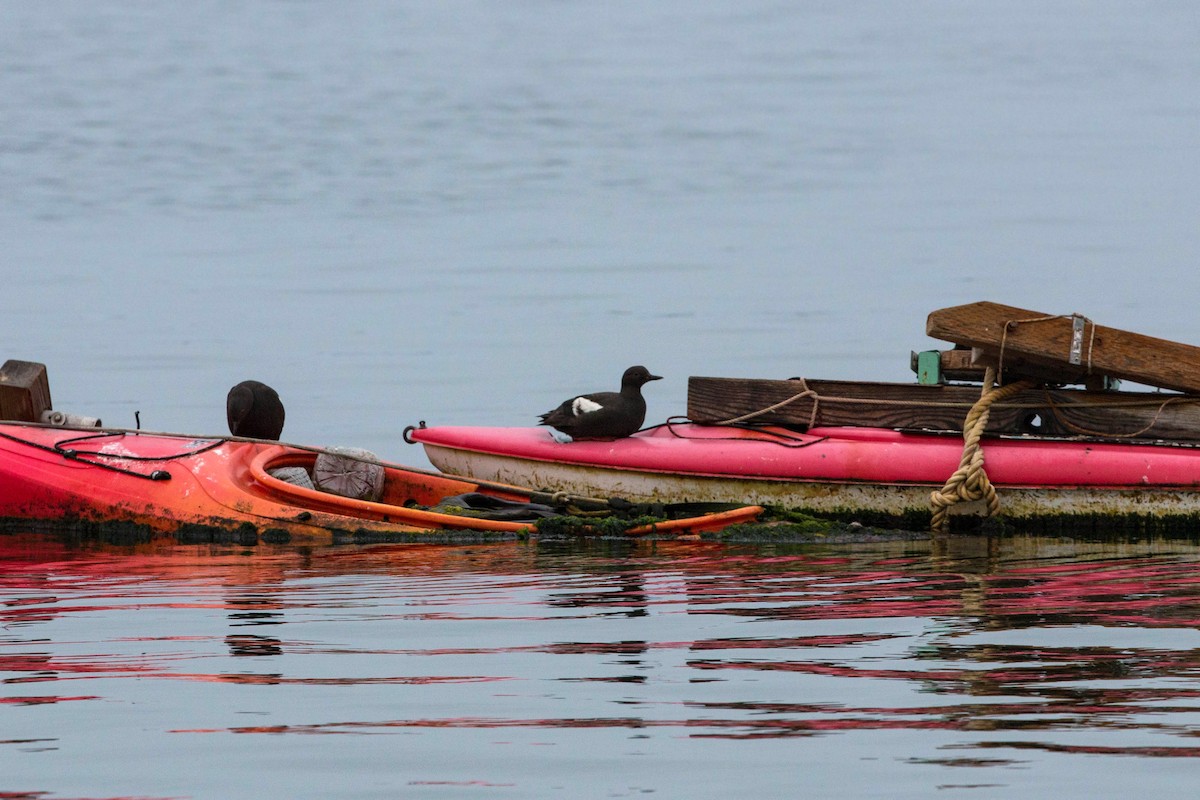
430,504,486,518
534,513,667,538
758,506,842,533
700,506,933,544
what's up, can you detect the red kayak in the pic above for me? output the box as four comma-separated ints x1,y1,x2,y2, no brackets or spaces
0,422,762,543
408,421,1200,526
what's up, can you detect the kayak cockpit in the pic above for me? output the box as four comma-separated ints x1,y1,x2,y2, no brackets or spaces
247,446,552,530
246,445,762,534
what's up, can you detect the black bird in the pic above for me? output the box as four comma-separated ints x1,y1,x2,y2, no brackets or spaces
226,380,285,440
538,365,662,440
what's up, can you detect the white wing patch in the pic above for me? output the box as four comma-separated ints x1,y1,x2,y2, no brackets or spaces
572,397,604,416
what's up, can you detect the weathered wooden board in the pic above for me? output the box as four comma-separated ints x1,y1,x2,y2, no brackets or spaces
966,347,1121,390
926,301,1200,393
912,347,1119,389
0,360,52,422
687,376,1200,440
911,348,1001,383
937,348,984,381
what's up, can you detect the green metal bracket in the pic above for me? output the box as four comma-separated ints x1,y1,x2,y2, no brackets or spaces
911,350,943,385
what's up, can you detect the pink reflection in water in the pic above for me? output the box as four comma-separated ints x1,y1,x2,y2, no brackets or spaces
5,531,1200,790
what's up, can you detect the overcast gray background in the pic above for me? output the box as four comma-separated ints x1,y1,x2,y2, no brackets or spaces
3,1,1197,457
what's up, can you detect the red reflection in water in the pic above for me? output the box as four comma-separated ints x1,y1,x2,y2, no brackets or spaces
6,533,1200,763
183,674,509,687
0,793,181,800
0,695,98,705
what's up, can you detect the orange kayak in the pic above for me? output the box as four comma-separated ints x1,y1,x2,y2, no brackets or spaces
0,422,762,544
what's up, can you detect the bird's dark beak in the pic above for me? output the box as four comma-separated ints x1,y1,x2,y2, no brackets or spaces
649,374,663,381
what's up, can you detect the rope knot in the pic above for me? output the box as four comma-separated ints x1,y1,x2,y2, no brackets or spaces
930,368,1034,533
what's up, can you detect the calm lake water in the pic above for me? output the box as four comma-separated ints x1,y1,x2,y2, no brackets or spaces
8,534,1200,800
3,1,1200,797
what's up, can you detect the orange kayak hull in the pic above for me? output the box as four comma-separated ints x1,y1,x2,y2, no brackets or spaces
0,423,761,543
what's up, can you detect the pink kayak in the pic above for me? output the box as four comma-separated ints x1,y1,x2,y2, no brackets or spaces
408,422,1200,526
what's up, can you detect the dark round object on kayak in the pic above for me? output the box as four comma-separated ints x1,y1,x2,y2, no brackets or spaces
226,380,285,440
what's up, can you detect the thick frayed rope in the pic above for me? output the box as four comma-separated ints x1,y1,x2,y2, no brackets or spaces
930,368,1035,533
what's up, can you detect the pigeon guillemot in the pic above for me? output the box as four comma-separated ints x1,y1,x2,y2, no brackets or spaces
226,380,285,440
538,365,662,441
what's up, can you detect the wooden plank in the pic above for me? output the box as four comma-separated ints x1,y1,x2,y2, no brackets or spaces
686,376,1200,441
966,347,1120,391
909,348,991,383
926,301,1200,393
0,360,52,422
939,348,983,381
688,377,1011,430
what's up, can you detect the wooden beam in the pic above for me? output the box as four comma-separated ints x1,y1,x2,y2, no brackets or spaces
939,348,985,381
910,348,993,383
686,376,1200,441
0,360,52,422
966,347,1120,390
926,301,1200,393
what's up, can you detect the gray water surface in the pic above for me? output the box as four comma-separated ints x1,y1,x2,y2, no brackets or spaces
3,3,1200,797
3,2,1197,446
7,535,1200,799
